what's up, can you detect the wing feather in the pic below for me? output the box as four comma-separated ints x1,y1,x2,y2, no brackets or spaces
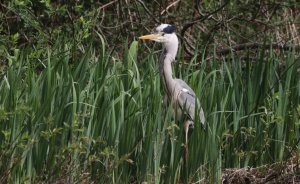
175,79,206,128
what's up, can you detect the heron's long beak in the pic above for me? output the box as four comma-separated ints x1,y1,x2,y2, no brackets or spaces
139,34,161,41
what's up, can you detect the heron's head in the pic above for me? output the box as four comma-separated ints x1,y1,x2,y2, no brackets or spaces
139,24,178,46
139,24,178,57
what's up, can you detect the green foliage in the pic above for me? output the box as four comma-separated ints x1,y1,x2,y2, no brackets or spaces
0,35,299,183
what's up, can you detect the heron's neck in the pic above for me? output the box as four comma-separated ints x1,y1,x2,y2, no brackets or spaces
159,49,176,96
164,42,178,59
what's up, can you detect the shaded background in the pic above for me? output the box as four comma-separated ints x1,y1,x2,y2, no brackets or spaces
1,1,299,60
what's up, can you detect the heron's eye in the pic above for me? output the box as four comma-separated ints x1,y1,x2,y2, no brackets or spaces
161,33,165,36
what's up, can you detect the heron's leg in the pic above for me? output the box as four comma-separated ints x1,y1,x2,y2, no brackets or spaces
184,121,190,162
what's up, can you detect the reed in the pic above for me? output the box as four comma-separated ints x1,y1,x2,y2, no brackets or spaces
0,37,299,183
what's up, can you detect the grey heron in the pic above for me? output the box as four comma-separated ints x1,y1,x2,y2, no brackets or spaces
139,24,206,160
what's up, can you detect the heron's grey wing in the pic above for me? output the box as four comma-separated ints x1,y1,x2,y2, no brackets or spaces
175,79,194,94
175,79,206,128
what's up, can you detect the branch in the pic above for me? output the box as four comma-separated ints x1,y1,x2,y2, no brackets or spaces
180,1,229,39
136,0,160,24
216,43,300,55
98,0,119,9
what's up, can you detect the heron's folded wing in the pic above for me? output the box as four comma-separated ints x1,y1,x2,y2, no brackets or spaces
175,79,194,93
177,88,206,128
177,88,196,119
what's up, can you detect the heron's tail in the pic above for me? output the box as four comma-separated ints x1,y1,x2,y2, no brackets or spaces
199,107,206,131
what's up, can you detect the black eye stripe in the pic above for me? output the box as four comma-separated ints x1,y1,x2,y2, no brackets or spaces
162,25,176,34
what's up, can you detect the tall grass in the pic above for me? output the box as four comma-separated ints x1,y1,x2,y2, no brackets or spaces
0,35,299,183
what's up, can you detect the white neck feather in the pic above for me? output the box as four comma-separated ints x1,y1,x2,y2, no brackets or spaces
163,33,178,60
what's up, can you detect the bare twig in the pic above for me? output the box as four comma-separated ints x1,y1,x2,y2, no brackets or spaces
180,1,229,39
161,0,181,15
98,0,119,9
136,0,160,24
217,43,300,55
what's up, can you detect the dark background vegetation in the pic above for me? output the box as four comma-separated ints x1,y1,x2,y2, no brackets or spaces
1,1,299,60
